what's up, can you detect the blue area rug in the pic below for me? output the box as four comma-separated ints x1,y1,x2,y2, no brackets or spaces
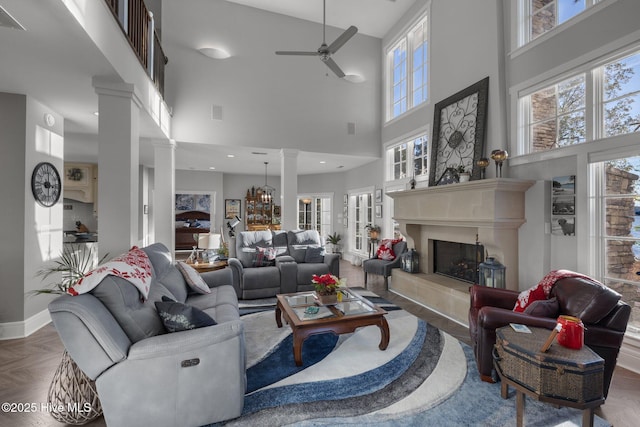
211,289,610,427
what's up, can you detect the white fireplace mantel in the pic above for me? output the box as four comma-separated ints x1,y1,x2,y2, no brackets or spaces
388,178,535,289
386,178,535,325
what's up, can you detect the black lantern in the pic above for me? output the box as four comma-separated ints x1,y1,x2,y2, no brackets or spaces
401,249,420,273
478,257,506,288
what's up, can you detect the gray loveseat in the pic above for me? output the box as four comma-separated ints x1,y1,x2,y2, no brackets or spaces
48,243,245,427
228,229,340,299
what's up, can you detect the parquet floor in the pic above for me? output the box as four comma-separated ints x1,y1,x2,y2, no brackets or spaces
1,259,638,426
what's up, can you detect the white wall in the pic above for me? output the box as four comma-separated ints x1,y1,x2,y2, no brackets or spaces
162,0,382,158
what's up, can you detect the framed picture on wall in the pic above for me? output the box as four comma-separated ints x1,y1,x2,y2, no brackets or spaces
225,199,241,219
375,205,382,218
375,188,383,203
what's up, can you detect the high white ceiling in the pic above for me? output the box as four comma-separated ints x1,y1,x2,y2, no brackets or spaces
0,0,416,175
224,0,416,38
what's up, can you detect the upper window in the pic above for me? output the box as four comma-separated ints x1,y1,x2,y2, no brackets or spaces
386,133,429,182
604,52,640,137
386,14,429,121
518,48,640,155
520,0,601,46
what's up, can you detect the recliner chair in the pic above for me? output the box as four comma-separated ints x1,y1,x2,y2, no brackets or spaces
468,276,630,397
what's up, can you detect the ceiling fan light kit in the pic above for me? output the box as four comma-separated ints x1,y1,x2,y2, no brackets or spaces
198,47,231,60
275,0,358,78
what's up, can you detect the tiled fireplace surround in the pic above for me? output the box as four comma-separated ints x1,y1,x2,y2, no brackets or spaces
388,178,534,325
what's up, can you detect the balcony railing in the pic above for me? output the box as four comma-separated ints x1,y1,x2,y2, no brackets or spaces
104,0,167,97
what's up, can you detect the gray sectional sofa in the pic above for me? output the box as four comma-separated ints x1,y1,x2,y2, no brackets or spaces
228,229,340,299
48,243,245,427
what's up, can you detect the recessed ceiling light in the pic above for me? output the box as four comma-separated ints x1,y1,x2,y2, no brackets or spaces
198,47,231,60
93,111,99,116
319,161,326,164
209,166,216,170
227,154,235,158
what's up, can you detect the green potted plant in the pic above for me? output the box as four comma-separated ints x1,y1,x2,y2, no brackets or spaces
31,244,107,296
326,232,342,255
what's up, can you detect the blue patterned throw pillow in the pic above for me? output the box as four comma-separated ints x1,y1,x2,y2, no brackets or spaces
155,296,216,333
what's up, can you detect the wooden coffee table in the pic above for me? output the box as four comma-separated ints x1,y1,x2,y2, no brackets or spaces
275,289,390,366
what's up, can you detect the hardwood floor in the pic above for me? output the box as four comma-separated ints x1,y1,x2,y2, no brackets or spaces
1,259,638,426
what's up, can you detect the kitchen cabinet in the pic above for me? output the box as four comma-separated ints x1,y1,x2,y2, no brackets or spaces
64,163,97,204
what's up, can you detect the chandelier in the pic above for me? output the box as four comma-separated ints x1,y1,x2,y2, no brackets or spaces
261,162,275,203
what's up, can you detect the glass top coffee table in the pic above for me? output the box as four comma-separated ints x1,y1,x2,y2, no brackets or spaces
275,289,390,366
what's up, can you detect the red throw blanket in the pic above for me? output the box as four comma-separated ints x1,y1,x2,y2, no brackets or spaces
68,246,153,300
513,269,598,312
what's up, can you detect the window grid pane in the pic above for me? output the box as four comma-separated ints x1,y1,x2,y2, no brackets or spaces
528,75,585,153
411,19,428,107
598,158,640,338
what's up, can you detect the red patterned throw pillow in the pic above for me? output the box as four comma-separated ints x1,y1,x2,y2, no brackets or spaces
375,238,402,261
513,269,593,312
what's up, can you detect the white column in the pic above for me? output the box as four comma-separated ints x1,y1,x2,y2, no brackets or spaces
280,149,299,231
93,78,141,259
153,139,176,256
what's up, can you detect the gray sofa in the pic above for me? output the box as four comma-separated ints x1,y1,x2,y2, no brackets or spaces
48,243,245,427
228,229,340,299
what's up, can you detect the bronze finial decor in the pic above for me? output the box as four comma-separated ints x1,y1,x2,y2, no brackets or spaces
477,158,489,179
490,150,509,178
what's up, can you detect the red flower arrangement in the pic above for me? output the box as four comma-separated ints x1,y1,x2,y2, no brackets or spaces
312,274,344,295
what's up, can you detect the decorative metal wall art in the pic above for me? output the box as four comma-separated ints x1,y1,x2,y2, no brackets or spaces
429,77,489,186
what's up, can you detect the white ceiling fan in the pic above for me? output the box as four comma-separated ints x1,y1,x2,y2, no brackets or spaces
275,0,358,78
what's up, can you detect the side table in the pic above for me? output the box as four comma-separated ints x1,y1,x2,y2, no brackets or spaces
185,260,227,273
494,326,605,427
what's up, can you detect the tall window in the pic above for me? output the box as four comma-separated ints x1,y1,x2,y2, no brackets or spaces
592,154,640,339
519,0,601,46
518,48,640,155
297,195,332,237
386,133,429,182
386,13,429,121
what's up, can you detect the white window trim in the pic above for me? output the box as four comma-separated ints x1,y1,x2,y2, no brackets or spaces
509,0,617,58
383,2,431,123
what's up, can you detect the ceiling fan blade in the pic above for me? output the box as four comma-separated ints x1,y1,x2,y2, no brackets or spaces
328,26,358,53
322,57,345,78
275,51,319,56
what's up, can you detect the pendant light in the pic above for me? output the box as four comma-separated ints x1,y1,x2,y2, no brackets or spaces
261,162,275,203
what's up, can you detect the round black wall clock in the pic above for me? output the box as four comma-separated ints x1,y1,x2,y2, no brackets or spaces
31,161,62,207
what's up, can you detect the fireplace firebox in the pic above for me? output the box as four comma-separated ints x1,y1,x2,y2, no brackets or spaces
433,240,484,283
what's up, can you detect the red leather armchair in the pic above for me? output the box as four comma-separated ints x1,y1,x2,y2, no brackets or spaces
469,277,630,397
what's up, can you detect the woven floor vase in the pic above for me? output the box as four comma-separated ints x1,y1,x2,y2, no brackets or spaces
47,350,102,425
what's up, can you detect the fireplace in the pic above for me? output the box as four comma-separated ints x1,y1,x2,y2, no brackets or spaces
387,178,535,325
433,240,484,283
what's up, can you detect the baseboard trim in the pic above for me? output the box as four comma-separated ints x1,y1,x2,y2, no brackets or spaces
617,335,640,375
0,309,52,340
